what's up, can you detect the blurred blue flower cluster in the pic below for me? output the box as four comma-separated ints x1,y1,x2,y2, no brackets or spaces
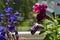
0,0,21,25
0,1,21,39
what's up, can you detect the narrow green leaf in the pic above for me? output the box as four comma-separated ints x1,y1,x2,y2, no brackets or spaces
39,30,45,35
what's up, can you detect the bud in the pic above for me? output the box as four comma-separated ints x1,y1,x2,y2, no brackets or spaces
30,23,44,35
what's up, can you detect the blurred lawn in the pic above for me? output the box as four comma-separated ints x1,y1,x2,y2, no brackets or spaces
17,26,31,31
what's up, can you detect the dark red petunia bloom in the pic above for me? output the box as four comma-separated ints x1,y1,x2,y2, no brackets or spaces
57,3,60,7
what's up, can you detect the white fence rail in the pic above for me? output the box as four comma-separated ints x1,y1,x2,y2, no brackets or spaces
18,31,40,34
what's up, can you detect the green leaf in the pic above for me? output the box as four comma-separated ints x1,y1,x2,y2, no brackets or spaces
43,34,51,40
39,30,45,35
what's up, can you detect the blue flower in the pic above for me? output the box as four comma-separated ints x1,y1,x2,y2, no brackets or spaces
15,11,20,14
0,14,4,17
8,15,17,23
4,6,13,13
0,26,5,32
0,18,2,22
6,13,10,16
11,15,17,19
6,24,15,31
0,35,6,40
15,11,21,16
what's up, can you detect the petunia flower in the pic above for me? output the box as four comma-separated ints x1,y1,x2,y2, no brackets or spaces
32,3,40,13
32,3,48,13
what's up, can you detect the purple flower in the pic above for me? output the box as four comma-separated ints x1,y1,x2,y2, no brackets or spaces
5,13,10,17
0,14,4,17
4,6,13,13
6,24,15,31
0,14,4,22
0,25,5,32
14,10,21,16
8,15,17,23
0,18,2,22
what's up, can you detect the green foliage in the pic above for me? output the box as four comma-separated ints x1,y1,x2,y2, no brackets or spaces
39,18,60,40
21,20,30,27
43,34,51,40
